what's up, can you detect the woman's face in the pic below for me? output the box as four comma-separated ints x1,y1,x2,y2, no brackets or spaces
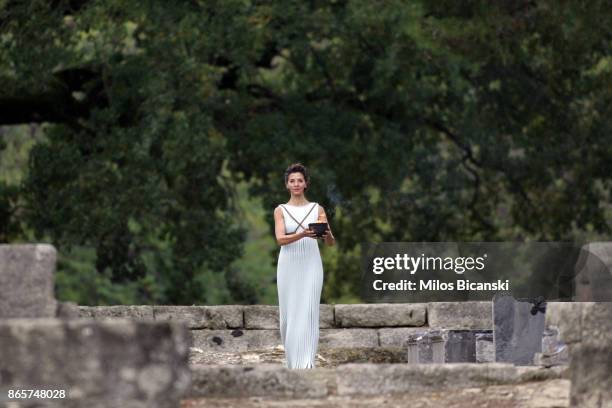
286,172,307,195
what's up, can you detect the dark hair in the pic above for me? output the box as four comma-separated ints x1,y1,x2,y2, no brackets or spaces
284,163,309,187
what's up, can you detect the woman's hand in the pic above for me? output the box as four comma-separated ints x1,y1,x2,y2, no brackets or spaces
315,206,335,246
321,229,335,246
301,228,318,239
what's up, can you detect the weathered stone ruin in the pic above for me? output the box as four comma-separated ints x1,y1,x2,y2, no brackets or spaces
1,243,611,407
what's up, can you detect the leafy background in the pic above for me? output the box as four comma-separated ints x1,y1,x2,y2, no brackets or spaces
1,0,610,305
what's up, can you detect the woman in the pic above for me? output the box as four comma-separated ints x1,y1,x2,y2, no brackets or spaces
274,163,335,369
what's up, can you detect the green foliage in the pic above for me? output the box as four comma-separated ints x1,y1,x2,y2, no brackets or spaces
1,0,611,304
223,0,612,301
0,125,44,242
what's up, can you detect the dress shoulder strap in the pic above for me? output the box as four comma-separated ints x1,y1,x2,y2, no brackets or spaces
304,202,317,219
279,203,317,234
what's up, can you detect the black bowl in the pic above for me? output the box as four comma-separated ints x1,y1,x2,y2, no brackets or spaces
308,222,328,238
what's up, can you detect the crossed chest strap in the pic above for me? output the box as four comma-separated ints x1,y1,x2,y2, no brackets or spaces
279,203,317,234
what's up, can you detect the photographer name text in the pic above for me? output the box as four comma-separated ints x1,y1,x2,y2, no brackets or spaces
372,279,510,291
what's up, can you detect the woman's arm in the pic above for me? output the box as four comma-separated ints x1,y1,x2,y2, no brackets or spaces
274,207,317,246
317,206,336,247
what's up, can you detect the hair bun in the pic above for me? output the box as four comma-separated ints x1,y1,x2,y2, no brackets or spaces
284,163,309,185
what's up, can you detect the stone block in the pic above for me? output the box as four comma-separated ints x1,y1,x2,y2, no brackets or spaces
153,305,242,329
335,303,426,327
427,302,492,330
244,305,278,329
78,306,94,318
568,302,612,407
0,318,191,407
493,294,545,365
191,329,280,352
0,244,57,318
476,332,495,363
56,301,80,319
378,327,425,347
534,349,570,368
569,341,612,408
533,328,569,367
335,363,521,395
319,329,379,348
545,302,589,344
407,330,488,364
515,365,569,382
439,330,478,363
85,305,155,321
320,347,406,364
580,302,612,343
243,305,333,329
320,304,334,328
187,362,567,399
188,364,332,398
406,331,439,364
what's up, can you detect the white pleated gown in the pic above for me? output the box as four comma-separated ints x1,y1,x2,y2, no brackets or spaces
276,203,324,369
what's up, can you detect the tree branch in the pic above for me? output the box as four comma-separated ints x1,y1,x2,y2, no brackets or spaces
0,66,105,125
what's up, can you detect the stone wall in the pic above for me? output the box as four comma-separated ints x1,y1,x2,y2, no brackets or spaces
0,244,57,318
0,319,191,408
187,363,567,399
0,245,192,407
75,303,492,350
546,302,612,407
3,243,611,407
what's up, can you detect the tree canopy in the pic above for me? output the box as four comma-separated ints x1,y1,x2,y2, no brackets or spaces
1,0,611,304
